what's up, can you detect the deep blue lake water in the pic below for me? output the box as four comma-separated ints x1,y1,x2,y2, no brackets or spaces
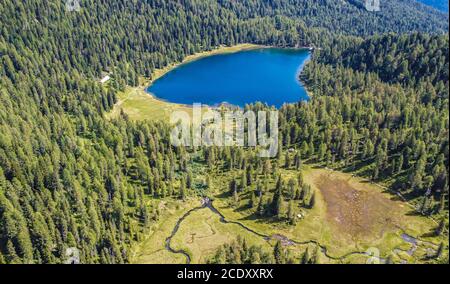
147,48,311,108
417,0,448,12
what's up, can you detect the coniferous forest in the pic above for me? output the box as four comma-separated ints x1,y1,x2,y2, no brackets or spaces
0,0,448,264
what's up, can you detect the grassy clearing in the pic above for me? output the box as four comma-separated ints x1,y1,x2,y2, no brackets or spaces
131,163,446,264
106,85,192,121
210,166,447,263
130,198,200,264
106,44,261,121
170,208,273,264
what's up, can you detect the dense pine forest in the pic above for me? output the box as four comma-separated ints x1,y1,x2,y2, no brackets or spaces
0,0,448,264
208,237,325,264
287,32,449,214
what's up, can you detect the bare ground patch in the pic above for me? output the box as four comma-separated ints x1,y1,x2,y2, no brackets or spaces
315,173,403,242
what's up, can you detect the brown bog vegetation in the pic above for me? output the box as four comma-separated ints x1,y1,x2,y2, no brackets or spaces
316,174,402,241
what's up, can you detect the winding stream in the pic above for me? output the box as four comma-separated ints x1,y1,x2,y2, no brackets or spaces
164,206,204,264
165,198,438,264
165,198,379,264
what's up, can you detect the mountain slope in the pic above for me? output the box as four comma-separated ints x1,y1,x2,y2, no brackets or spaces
329,33,449,86
0,0,448,264
218,0,449,35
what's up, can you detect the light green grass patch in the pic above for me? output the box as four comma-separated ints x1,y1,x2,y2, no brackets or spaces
131,198,200,264
170,208,273,264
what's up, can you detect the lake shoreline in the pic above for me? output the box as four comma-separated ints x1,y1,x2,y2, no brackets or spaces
148,44,263,88
142,44,263,109
143,44,311,109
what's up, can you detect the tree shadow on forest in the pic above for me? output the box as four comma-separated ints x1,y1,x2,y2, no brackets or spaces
388,194,404,202
238,212,281,225
421,229,438,238
216,191,231,199
405,210,423,217
234,204,251,213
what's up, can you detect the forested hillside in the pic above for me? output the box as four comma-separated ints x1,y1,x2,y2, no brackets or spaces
205,32,449,264
295,32,449,208
326,33,449,87
218,0,448,35
0,0,448,263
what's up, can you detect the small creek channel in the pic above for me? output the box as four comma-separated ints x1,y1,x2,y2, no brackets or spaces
165,198,391,264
